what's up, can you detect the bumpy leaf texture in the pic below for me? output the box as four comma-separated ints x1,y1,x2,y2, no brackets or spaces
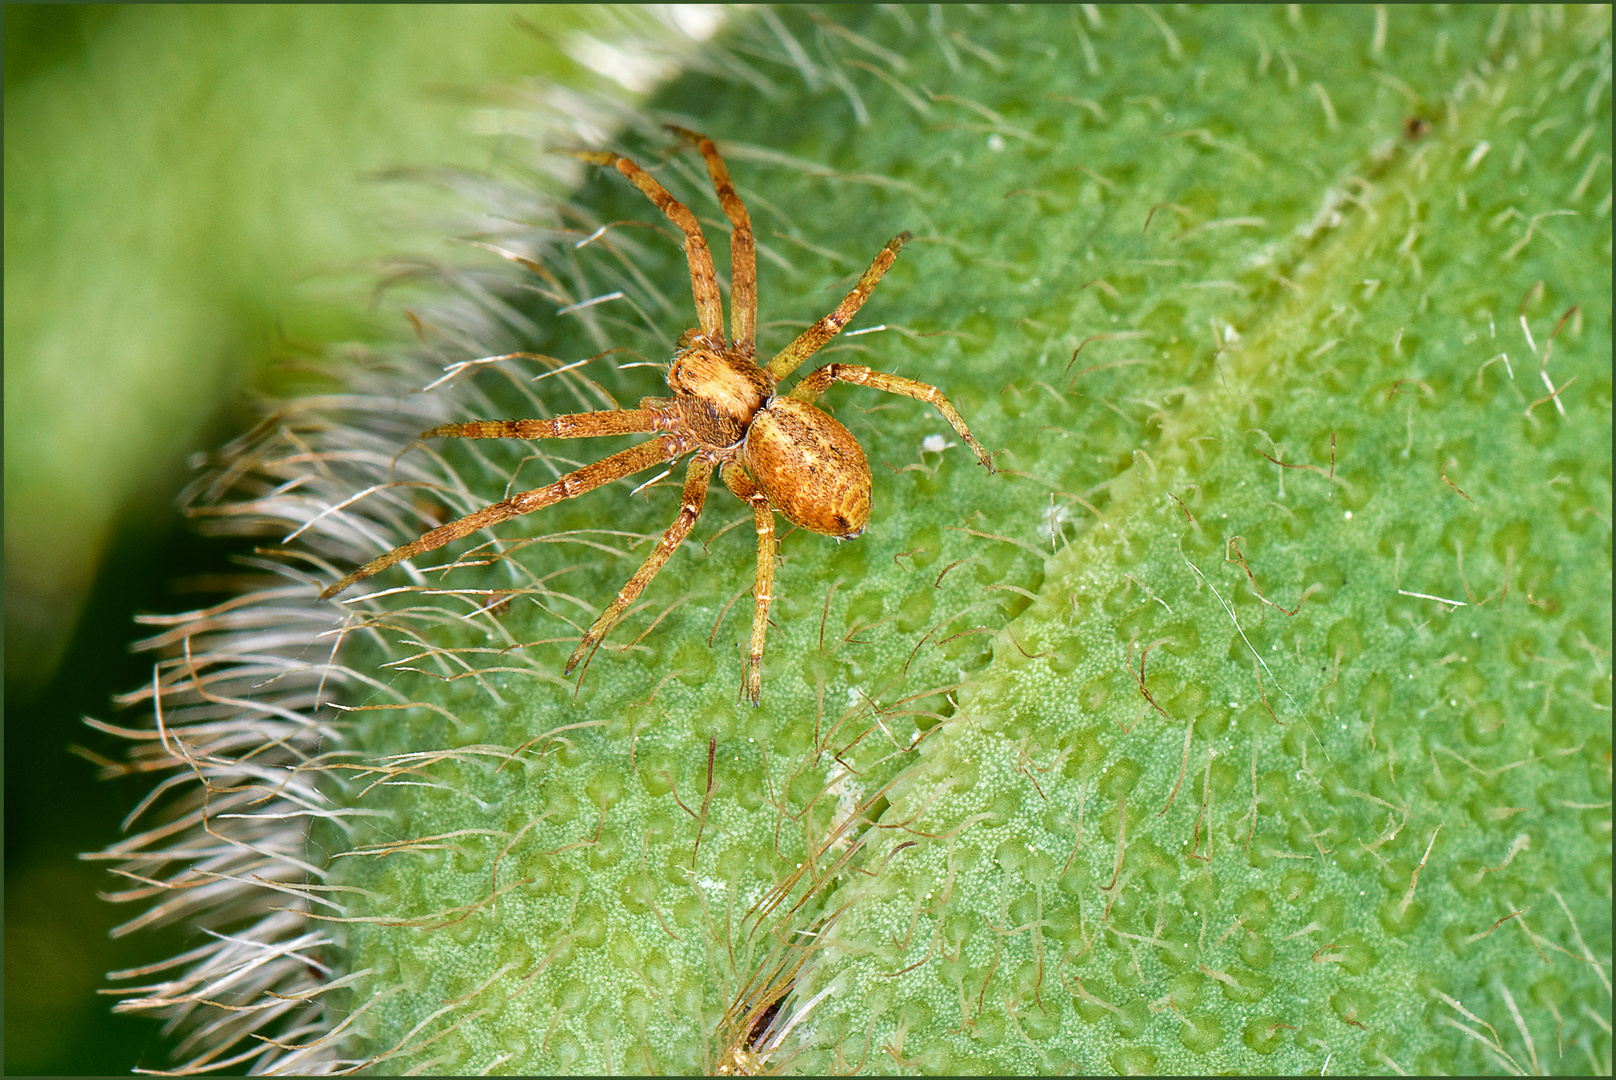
123,5,1613,1076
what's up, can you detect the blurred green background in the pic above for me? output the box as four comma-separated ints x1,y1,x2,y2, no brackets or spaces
2,6,717,1071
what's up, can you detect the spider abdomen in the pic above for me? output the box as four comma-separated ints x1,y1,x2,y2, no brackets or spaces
742,396,871,538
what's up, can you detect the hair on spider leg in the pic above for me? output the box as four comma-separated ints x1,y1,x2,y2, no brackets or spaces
325,129,993,704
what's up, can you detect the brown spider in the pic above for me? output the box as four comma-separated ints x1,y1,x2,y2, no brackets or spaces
321,127,992,704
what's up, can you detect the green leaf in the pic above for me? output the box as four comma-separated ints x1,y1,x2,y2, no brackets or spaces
138,6,1614,1075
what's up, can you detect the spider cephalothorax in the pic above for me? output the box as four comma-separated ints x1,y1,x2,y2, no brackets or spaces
322,127,992,704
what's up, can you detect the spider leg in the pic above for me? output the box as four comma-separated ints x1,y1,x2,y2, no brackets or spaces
320,439,676,599
721,464,776,707
568,149,725,340
764,232,910,383
789,364,994,473
668,126,757,355
565,455,715,679
419,408,659,442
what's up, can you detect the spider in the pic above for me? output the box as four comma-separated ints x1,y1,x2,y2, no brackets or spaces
321,127,993,704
